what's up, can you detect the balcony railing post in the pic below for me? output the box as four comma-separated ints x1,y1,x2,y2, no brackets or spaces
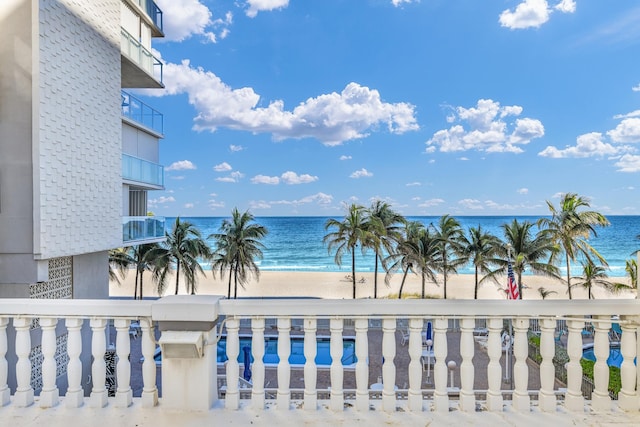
565,318,585,412
459,317,475,412
39,317,59,408
618,317,639,411
381,318,397,412
512,317,530,412
277,317,291,410
592,316,612,411
433,317,449,412
407,317,423,412
303,317,317,411
13,316,34,407
0,317,10,407
539,318,557,411
114,319,133,407
252,317,266,409
224,317,240,410
140,317,158,407
89,318,108,408
329,317,344,411
354,318,369,411
485,317,503,411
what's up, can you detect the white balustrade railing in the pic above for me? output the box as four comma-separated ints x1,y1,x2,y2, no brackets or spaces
0,297,639,420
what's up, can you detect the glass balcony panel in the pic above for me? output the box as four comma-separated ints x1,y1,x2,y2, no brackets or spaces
122,154,164,187
122,215,165,244
121,90,164,135
121,28,163,84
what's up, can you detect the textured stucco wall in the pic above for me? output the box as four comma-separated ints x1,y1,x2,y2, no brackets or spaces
35,0,122,259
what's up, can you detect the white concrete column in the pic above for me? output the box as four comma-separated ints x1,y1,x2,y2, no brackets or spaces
354,318,369,411
139,317,158,408
538,318,557,412
65,318,84,408
225,317,240,410
89,318,108,408
459,318,475,412
252,317,266,409
382,318,397,412
512,318,530,412
407,317,423,412
39,317,59,408
0,317,10,407
591,317,612,411
485,317,503,412
433,317,449,412
330,318,344,411
114,319,132,407
303,317,317,411
13,317,34,407
277,317,291,410
618,319,638,411
565,319,585,412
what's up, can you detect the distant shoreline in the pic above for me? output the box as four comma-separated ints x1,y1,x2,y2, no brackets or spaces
109,270,636,300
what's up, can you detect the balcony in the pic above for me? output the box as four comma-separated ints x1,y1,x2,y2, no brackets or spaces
121,28,163,89
122,91,164,136
122,154,164,188
0,297,639,426
122,215,165,244
126,0,164,36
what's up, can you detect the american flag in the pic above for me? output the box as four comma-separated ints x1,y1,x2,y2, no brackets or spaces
507,260,520,300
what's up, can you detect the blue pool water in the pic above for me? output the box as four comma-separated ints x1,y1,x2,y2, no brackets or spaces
582,345,636,368
217,336,357,366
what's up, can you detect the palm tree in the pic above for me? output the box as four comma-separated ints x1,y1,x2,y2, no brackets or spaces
108,247,133,285
431,215,466,299
625,258,637,289
487,219,559,299
164,217,211,295
538,193,610,299
366,201,405,298
130,243,169,299
462,225,500,299
208,208,268,299
538,287,557,299
410,226,440,298
324,203,371,299
384,221,427,298
572,260,612,299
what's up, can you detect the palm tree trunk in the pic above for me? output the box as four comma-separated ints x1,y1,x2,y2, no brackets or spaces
421,271,425,299
351,247,356,299
518,272,523,300
140,270,144,300
373,251,379,299
174,260,181,295
227,265,233,299
234,268,239,299
566,253,572,299
474,267,479,299
398,269,409,299
443,271,447,299
134,268,139,300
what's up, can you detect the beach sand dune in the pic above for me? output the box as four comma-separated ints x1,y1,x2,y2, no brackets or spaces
110,270,635,300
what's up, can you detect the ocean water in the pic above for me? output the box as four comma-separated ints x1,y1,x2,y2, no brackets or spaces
167,216,640,278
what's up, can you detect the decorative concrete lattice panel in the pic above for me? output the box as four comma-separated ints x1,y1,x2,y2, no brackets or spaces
29,333,69,392
30,257,73,300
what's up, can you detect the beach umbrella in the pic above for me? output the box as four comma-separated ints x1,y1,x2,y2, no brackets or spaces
425,321,432,342
242,345,252,382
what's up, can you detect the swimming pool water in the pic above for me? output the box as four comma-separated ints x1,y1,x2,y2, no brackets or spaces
216,336,357,366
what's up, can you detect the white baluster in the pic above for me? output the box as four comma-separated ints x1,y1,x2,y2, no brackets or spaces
13,316,34,407
433,317,449,412
139,317,157,407
512,318,530,412
407,317,423,412
459,318,475,412
591,317,612,411
565,319,585,412
114,319,132,407
225,317,240,410
0,317,10,407
303,317,317,411
89,318,108,408
65,318,84,408
39,317,59,408
277,317,291,410
354,318,369,411
485,317,503,411
618,319,638,411
538,318,557,411
330,318,344,411
252,317,266,409
381,318,396,412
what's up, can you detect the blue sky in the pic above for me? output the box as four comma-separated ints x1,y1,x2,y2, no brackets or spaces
139,0,640,217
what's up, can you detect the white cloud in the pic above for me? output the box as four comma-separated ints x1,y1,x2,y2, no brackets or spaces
517,188,529,195
261,192,334,208
614,154,640,172
633,84,640,92
281,171,318,184
339,155,352,160
149,196,175,207
350,168,373,178
406,182,421,186
391,0,414,6
184,203,194,208
170,176,185,180
249,200,272,209
166,160,196,171
213,162,233,172
538,132,621,158
208,198,225,210
613,110,640,119
458,199,484,210
499,0,574,30
216,171,244,183
155,0,231,43
427,99,544,153
251,175,280,184
607,118,640,143
230,144,244,152
418,198,444,208
146,60,418,146
245,0,289,18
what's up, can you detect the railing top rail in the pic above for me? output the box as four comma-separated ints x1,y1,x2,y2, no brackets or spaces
0,298,153,318
219,298,640,318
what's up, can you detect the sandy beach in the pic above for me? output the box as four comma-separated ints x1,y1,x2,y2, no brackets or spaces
109,269,636,300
